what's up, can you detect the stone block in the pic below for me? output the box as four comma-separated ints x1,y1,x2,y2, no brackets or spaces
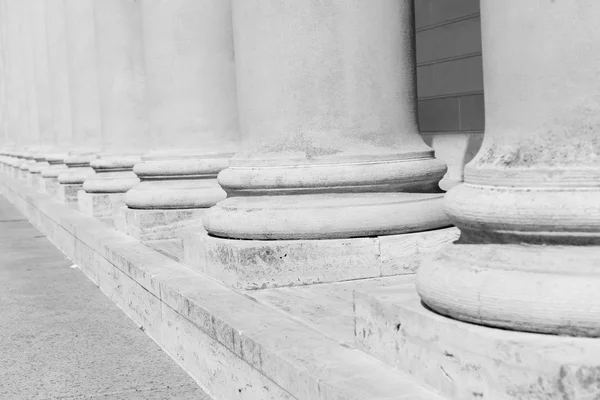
42,177,59,196
56,183,82,205
77,191,124,226
354,284,600,400
379,228,460,276
188,227,458,290
160,304,294,400
28,174,43,190
122,207,207,261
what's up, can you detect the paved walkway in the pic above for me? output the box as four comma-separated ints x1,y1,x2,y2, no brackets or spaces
0,196,211,400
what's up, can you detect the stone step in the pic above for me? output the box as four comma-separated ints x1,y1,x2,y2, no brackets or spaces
0,173,448,400
354,283,600,400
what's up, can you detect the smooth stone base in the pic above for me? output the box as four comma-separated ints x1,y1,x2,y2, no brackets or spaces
183,227,459,290
354,284,600,400
417,243,600,336
57,184,82,205
42,177,60,196
123,207,207,261
205,192,451,240
77,191,125,226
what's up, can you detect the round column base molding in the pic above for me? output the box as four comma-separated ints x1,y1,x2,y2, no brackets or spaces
65,153,97,168
204,192,450,240
19,159,36,171
125,178,226,210
46,153,69,164
91,155,140,171
218,157,447,196
134,153,232,178
29,161,50,174
41,164,69,178
416,243,600,337
58,167,96,185
82,170,140,194
445,183,600,245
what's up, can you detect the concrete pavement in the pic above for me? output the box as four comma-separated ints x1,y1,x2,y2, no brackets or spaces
0,195,211,400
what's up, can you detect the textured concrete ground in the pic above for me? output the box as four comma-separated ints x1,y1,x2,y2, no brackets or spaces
0,196,211,400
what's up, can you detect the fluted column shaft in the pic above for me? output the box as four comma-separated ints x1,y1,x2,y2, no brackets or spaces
82,0,148,195
417,0,600,337
124,0,239,211
204,0,449,240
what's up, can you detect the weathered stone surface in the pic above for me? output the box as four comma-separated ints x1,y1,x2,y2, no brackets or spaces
42,177,59,196
355,283,600,400
77,191,124,226
205,0,448,241
56,183,81,205
124,207,206,242
417,0,600,336
0,172,445,400
184,226,458,290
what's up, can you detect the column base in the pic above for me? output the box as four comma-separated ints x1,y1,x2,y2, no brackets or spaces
416,243,600,337
205,192,451,240
122,207,208,261
56,184,82,205
77,191,125,226
42,177,60,196
354,283,600,400
182,226,459,290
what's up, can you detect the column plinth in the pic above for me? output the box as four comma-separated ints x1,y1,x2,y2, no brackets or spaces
417,0,600,337
195,0,453,288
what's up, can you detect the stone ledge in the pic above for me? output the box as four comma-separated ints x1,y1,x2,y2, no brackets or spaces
354,283,600,400
122,207,207,261
183,226,459,290
0,174,445,400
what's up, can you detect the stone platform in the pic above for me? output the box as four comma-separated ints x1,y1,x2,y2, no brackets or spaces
0,173,446,400
183,226,459,290
354,283,600,400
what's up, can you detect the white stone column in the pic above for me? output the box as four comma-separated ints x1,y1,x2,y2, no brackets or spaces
417,0,600,337
2,0,35,176
57,0,102,204
122,0,239,255
27,0,56,184
79,0,148,224
198,0,454,289
12,0,42,179
39,0,74,195
0,0,16,170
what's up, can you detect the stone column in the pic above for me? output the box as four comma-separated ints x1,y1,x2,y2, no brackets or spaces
39,0,74,195
417,0,600,337
122,0,239,257
2,0,35,176
12,0,42,179
57,0,102,204
199,0,454,289
79,0,148,224
27,0,57,185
